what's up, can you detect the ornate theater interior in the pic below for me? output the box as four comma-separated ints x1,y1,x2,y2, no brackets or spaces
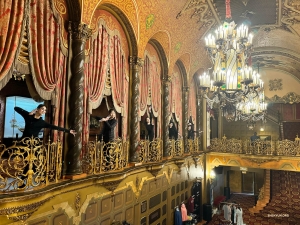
1,0,300,224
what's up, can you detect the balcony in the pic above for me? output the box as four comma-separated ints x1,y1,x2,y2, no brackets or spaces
0,137,202,193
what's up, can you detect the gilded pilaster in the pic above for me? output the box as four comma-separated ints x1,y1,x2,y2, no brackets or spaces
162,77,172,157
66,22,92,175
196,93,203,151
202,98,207,151
129,56,143,162
183,86,189,153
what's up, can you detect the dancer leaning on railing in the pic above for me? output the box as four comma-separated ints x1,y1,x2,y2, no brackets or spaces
14,104,76,188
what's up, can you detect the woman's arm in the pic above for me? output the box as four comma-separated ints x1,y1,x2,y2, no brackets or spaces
104,119,117,129
14,107,30,118
44,122,76,136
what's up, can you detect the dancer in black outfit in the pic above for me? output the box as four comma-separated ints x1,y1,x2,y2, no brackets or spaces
187,123,194,140
96,109,117,143
169,122,178,140
14,104,76,188
145,107,154,141
14,105,76,138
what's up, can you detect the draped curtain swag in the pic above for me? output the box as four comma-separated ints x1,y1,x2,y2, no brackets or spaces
28,0,66,101
86,23,109,112
0,0,26,90
110,34,125,115
150,59,161,118
28,0,67,141
140,55,149,115
171,70,183,134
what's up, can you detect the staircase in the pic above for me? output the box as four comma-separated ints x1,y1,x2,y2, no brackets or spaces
249,169,270,214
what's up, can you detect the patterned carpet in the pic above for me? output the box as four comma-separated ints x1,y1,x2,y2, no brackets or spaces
207,170,300,225
207,193,300,225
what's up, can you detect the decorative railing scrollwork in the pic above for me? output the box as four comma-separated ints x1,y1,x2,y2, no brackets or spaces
188,138,201,154
82,138,129,174
169,139,183,157
0,137,62,192
137,139,162,163
210,136,300,156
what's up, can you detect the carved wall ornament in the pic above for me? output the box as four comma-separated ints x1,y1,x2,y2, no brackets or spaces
136,176,141,189
176,0,216,32
0,197,52,222
102,180,123,192
147,165,162,177
269,79,283,91
75,192,80,211
241,157,279,166
146,14,155,29
68,22,92,40
266,92,300,104
282,0,300,26
192,157,199,168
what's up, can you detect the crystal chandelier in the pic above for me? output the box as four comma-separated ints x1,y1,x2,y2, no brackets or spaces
199,0,267,122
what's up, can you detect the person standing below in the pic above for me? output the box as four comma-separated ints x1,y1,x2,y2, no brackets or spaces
222,203,231,222
169,121,178,140
97,109,117,143
187,123,194,140
14,104,76,138
235,205,243,225
231,202,237,224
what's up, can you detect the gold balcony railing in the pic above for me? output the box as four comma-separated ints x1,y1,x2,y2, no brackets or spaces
82,138,129,174
168,139,184,157
188,137,201,154
210,136,300,156
137,139,162,163
0,137,62,192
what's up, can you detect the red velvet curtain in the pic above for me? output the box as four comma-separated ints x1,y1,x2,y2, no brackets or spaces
28,0,67,141
150,60,161,117
189,81,197,123
110,35,125,112
83,24,109,145
87,25,109,109
0,0,25,89
53,61,66,141
171,71,183,134
140,56,149,114
29,0,66,98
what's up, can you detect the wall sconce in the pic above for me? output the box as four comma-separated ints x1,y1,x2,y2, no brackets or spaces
209,169,216,183
240,167,248,174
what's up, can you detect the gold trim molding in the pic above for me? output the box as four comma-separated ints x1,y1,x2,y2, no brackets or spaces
266,92,300,104
241,157,280,166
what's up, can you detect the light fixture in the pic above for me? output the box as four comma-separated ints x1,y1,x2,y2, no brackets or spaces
240,167,248,174
200,0,267,123
246,120,256,130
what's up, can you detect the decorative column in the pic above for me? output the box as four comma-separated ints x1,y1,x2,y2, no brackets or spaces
162,77,171,157
129,56,143,162
196,93,203,151
183,86,189,153
65,22,91,176
202,97,207,151
218,107,223,138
